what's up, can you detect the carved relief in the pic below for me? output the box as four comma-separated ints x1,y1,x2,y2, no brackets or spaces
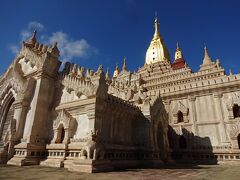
226,92,240,119
53,109,75,129
229,121,240,139
52,109,76,144
228,121,240,149
18,57,38,75
79,129,105,160
19,46,44,69
172,101,189,124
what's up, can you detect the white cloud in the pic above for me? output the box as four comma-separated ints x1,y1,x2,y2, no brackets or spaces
45,31,98,60
9,45,19,54
20,30,31,41
9,21,98,62
20,21,45,41
28,21,45,31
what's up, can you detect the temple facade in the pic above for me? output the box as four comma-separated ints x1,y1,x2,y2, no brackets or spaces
0,17,240,173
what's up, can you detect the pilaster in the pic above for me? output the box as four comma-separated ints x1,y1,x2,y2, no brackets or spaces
213,93,228,143
188,96,197,135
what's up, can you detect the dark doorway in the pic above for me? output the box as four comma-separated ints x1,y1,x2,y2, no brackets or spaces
55,124,65,143
238,134,240,149
179,135,187,149
177,111,184,123
233,104,240,118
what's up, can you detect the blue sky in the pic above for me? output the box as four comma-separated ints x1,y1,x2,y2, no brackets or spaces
0,0,240,75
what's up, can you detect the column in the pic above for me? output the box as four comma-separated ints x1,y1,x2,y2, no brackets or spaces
12,99,29,141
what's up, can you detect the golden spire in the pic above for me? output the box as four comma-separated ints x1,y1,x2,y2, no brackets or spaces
203,45,213,65
145,14,170,64
153,13,160,39
122,56,127,71
174,42,183,60
113,63,120,78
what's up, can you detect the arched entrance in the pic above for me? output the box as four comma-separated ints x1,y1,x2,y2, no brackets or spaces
55,124,65,143
177,111,184,123
0,93,15,163
0,96,15,144
179,135,187,149
233,104,240,118
238,134,240,149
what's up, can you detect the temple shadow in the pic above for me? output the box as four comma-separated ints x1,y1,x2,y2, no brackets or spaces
168,125,218,165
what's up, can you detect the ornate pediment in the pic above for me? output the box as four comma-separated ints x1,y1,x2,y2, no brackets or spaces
0,73,28,102
18,57,38,76
19,46,44,69
53,109,76,129
61,75,97,99
229,121,240,138
172,101,189,115
226,92,240,110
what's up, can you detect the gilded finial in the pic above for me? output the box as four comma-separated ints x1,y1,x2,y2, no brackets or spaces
113,63,120,78
176,41,180,50
174,41,184,60
153,13,160,39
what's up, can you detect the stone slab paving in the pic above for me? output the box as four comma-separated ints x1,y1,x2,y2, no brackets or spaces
0,164,240,180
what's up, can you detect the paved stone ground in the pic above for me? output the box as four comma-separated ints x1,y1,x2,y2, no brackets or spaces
0,164,240,180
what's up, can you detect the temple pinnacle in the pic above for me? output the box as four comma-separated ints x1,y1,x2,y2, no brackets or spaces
122,56,127,71
203,45,213,65
105,68,111,81
176,41,180,51
113,63,120,78
26,30,37,45
153,14,160,39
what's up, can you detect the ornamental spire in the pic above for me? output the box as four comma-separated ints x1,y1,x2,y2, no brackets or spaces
145,15,170,64
24,30,37,47
122,56,127,71
153,13,160,39
174,42,183,60
105,68,111,81
176,41,180,51
113,63,120,78
203,45,213,65
28,30,37,44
